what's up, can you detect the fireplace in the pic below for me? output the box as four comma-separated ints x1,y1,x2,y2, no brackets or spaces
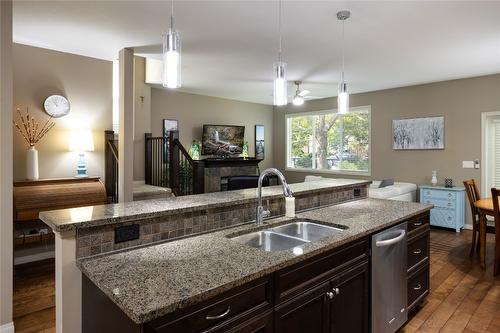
202,158,263,193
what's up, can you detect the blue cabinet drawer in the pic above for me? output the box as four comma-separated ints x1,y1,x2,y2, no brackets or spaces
421,189,456,201
422,198,456,210
419,186,465,233
430,208,456,228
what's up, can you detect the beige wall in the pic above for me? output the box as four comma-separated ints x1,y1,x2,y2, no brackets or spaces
0,1,13,329
149,87,275,176
274,74,500,185
13,43,112,181
274,74,500,225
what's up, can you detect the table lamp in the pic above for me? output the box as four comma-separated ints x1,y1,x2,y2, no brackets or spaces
69,129,94,178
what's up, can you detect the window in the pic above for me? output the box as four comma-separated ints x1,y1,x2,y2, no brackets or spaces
286,107,370,174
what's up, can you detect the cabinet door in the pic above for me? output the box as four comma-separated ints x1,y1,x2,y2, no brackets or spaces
224,310,273,333
329,261,369,333
274,282,330,333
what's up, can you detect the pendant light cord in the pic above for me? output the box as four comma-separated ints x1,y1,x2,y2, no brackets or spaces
170,0,174,30
341,18,345,83
278,0,282,62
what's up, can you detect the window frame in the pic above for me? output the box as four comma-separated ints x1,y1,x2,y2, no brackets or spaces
285,106,372,176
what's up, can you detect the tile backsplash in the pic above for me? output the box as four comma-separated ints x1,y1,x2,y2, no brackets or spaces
76,185,367,258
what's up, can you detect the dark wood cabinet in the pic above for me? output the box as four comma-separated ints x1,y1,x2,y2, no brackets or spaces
407,212,430,312
274,282,331,333
83,212,431,333
330,261,369,333
224,310,273,333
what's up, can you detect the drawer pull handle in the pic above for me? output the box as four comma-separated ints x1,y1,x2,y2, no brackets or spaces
448,193,452,197
413,222,423,227
447,216,452,221
413,284,422,291
447,203,452,207
206,306,231,320
413,249,422,254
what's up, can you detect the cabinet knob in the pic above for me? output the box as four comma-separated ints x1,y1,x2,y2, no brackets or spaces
413,222,423,227
332,287,340,295
413,249,422,254
326,291,334,299
413,284,422,291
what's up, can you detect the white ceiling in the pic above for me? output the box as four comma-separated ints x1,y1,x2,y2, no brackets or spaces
13,1,500,105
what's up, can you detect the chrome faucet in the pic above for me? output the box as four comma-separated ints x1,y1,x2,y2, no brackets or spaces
256,168,294,225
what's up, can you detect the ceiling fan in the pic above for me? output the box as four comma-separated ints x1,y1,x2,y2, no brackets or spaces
291,81,316,106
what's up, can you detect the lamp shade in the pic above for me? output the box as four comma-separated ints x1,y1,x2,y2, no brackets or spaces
69,129,94,152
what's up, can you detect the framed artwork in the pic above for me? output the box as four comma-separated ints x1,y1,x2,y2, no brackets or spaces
392,116,444,150
255,125,265,159
163,119,178,138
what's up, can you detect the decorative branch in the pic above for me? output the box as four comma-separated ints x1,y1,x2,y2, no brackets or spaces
13,107,55,148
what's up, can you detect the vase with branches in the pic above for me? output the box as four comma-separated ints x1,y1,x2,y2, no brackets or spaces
13,107,55,180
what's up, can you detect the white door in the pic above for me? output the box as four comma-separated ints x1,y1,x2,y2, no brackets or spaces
482,112,500,197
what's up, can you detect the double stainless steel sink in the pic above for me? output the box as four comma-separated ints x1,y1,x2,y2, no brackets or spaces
229,219,347,252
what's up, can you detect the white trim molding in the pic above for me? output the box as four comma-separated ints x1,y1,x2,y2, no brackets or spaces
285,105,372,176
0,322,14,333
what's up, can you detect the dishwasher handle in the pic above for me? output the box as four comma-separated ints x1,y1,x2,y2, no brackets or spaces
375,230,406,247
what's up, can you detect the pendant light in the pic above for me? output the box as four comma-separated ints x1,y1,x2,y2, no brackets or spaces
162,0,181,89
337,10,350,114
273,0,287,106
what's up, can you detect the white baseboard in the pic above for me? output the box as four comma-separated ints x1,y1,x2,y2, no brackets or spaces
0,322,14,333
464,223,473,230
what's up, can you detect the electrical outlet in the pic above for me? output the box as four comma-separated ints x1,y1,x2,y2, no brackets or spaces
115,224,140,243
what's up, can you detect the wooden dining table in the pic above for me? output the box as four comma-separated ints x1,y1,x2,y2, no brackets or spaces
474,197,500,271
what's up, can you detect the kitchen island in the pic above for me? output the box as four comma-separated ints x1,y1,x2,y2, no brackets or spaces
40,178,373,333
77,198,432,333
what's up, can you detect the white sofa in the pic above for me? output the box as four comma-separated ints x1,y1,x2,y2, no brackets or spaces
304,176,417,202
368,181,417,202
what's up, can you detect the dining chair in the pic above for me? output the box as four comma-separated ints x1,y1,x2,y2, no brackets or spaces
491,188,500,276
464,179,481,256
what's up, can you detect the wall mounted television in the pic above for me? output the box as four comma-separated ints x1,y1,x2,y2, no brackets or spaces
202,124,245,156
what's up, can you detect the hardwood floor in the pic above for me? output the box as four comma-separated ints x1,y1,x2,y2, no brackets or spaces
13,259,55,333
11,229,500,333
400,229,500,333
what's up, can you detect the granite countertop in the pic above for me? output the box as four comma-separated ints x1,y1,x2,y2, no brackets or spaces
78,198,432,324
40,178,370,232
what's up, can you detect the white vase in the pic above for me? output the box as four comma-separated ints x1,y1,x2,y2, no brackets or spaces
431,170,438,186
26,146,39,180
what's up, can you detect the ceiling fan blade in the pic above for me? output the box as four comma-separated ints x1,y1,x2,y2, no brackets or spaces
299,90,311,97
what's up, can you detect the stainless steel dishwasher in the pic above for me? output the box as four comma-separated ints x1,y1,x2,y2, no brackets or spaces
372,222,407,333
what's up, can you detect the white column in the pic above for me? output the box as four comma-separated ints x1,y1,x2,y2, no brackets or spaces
54,230,80,333
0,1,14,333
118,48,134,202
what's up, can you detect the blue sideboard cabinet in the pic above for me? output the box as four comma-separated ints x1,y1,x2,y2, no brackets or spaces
419,185,465,232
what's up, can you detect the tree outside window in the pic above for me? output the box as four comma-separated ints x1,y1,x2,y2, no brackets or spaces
287,107,370,174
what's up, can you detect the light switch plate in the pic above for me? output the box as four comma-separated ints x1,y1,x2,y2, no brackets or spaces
462,161,475,168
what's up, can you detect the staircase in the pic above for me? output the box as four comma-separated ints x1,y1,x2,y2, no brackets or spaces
104,130,175,203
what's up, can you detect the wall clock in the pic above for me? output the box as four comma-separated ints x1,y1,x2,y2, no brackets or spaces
44,95,70,118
